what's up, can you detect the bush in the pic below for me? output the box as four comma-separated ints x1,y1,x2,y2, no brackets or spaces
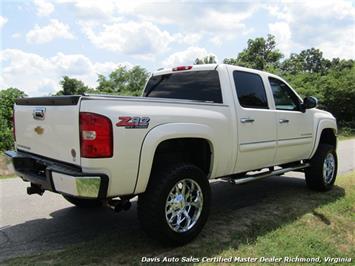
0,116,14,151
0,88,26,151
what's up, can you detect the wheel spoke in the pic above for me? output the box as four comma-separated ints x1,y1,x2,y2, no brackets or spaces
166,208,174,216
165,178,204,233
323,153,335,184
181,181,186,195
190,181,195,194
188,195,202,209
169,213,177,223
166,198,174,204
176,213,182,226
190,200,201,209
182,210,192,228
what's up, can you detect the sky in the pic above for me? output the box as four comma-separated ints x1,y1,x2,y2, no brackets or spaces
0,0,354,96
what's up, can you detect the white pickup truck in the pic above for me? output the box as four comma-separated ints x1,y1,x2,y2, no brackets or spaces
6,64,338,245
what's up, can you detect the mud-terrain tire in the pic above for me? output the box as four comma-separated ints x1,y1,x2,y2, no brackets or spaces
305,144,337,191
138,163,211,245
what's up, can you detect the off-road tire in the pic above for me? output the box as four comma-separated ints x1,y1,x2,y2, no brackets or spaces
63,195,104,208
138,163,211,245
305,144,337,191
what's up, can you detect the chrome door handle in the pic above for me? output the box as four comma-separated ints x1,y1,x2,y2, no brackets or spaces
240,118,255,123
279,119,289,124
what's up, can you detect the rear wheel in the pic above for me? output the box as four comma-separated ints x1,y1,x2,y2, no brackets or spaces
305,144,337,191
63,195,104,208
138,163,210,245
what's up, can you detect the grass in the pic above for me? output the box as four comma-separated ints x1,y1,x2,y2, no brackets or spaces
338,127,355,140
0,175,15,180
3,171,354,266
338,134,355,140
209,173,355,264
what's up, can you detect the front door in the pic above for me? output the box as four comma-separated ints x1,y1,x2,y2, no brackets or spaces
230,70,277,173
268,77,314,164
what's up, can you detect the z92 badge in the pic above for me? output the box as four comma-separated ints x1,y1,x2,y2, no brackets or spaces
116,116,150,129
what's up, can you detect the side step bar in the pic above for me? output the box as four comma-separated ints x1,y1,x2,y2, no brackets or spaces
227,163,310,185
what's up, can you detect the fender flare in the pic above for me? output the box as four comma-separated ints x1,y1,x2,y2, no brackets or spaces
309,119,337,158
133,123,215,194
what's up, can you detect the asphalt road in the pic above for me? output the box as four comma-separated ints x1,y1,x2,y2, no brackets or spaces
0,139,354,262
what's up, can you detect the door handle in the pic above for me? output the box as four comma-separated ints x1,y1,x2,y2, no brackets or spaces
279,119,289,124
240,118,255,123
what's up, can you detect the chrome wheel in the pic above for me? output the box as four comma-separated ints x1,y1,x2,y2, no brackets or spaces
323,153,335,184
165,178,203,233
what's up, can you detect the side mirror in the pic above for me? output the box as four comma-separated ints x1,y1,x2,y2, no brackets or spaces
302,96,318,111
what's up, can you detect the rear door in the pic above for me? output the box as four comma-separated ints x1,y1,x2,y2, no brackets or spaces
14,96,81,165
230,70,277,172
267,77,314,164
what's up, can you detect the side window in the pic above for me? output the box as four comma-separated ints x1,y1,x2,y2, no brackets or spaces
268,77,300,111
233,71,268,109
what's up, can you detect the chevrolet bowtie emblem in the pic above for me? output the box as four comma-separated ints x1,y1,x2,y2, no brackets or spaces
34,126,44,135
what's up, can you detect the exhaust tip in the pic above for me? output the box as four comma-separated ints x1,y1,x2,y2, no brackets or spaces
108,199,132,212
27,184,44,196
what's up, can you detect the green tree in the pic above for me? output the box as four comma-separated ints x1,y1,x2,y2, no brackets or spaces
279,53,303,74
284,60,355,129
0,88,26,150
281,48,331,74
194,55,217,65
284,72,324,101
56,76,90,95
0,117,13,151
97,66,128,94
321,65,355,128
224,34,283,70
0,88,26,128
97,66,149,96
329,58,354,72
125,66,150,96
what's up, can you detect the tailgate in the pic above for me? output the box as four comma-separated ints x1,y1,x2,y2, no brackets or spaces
14,96,81,165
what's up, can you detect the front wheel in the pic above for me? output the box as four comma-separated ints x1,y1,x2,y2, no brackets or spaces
138,163,211,245
305,144,337,191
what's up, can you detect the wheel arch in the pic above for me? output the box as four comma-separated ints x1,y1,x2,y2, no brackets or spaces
134,123,215,194
309,119,337,158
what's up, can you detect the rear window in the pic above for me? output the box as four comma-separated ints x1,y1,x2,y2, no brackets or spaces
143,70,223,103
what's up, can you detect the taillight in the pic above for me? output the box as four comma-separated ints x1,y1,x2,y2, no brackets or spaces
12,111,16,141
79,112,113,158
172,66,192,71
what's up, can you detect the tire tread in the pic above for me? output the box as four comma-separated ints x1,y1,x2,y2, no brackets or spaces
305,144,337,191
138,163,210,245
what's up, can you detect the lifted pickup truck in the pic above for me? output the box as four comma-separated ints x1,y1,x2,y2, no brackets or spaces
6,64,338,245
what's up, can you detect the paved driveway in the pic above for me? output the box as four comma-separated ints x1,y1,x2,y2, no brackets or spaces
0,139,354,261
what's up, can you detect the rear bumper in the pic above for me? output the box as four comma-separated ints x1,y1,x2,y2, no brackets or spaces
5,150,108,199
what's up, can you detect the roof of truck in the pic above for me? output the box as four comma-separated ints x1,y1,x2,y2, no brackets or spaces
151,64,299,101
152,63,270,77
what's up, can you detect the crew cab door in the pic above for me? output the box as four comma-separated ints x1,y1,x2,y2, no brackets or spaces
267,77,314,164
230,70,277,172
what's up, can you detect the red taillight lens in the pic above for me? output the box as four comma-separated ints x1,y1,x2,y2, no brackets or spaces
79,112,113,158
12,111,16,141
172,66,192,71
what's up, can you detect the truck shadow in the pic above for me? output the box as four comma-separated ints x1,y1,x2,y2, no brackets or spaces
0,175,345,264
